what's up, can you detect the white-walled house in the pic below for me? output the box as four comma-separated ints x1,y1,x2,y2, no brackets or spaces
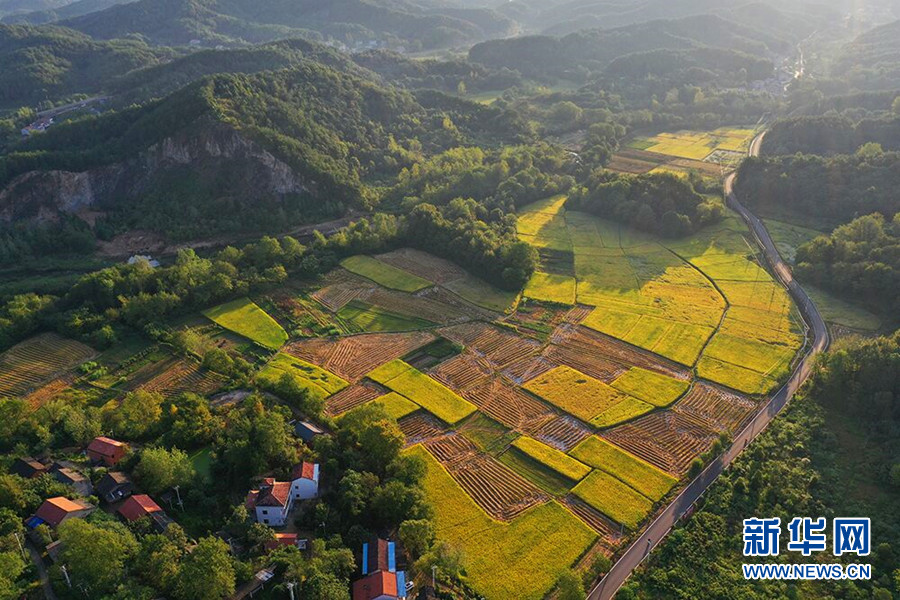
246,478,292,527
290,462,320,500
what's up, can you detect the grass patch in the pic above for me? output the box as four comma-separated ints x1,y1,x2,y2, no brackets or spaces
498,449,574,496
569,437,677,501
443,275,519,313
572,470,654,529
459,413,517,455
203,297,288,349
523,365,631,423
189,447,212,480
523,272,576,305
368,392,420,420
258,352,348,402
805,285,882,331
341,255,432,292
591,397,655,428
372,360,477,424
411,445,596,600
337,300,436,332
511,437,591,482
611,367,689,407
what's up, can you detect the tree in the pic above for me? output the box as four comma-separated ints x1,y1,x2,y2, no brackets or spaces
174,537,235,600
134,447,195,495
167,393,221,448
399,519,434,559
108,390,164,439
135,534,183,593
556,571,585,600
58,519,138,594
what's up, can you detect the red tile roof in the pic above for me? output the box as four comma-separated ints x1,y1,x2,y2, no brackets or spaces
264,533,298,552
86,436,127,465
292,462,316,481
353,571,398,600
35,497,93,527
246,479,291,509
118,494,163,522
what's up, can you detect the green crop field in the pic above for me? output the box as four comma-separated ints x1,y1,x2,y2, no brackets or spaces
368,392,420,420
523,366,632,423
611,367,689,407
523,272,577,305
443,275,519,313
634,127,756,161
570,437,677,501
572,470,654,529
337,300,436,332
340,255,432,292
498,448,574,496
370,360,476,424
591,397,655,428
203,297,288,349
412,446,597,600
258,352,348,402
511,436,591,482
459,413,518,454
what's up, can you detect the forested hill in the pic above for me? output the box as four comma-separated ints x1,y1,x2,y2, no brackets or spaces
467,14,783,81
0,58,531,240
1,0,129,24
0,23,173,105
761,114,900,156
837,19,900,89
54,0,514,50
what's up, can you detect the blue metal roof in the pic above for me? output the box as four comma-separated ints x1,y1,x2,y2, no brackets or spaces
396,571,407,599
362,542,369,575
388,541,396,572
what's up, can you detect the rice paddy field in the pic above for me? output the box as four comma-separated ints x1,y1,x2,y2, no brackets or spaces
257,352,349,402
203,297,288,349
340,255,432,292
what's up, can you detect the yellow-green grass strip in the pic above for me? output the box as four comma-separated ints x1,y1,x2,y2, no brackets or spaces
523,366,631,423
340,255,432,292
410,445,596,600
569,436,676,501
572,470,653,529
695,356,778,396
523,272,576,305
498,449,573,496
511,437,591,482
368,392,420,420
590,397,655,428
611,367,689,408
443,275,519,313
367,358,413,384
373,360,476,424
203,297,288,349
258,352,348,402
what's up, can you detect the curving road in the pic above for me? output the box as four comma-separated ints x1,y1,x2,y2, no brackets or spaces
586,132,830,600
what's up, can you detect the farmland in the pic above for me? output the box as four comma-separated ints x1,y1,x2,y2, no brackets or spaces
340,255,432,292
572,470,654,529
0,333,96,399
203,297,288,349
523,365,634,424
411,445,597,600
569,436,677,502
258,352,348,402
368,360,477,425
511,436,591,482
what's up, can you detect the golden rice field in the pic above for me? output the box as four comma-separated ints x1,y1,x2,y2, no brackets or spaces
639,127,757,161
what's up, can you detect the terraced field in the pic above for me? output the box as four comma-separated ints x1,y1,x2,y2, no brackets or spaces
0,333,96,399
203,297,288,349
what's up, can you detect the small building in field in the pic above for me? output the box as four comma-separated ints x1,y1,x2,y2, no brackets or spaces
246,478,292,527
32,497,95,528
294,420,325,443
290,462,320,500
11,457,47,479
95,472,134,503
86,436,128,466
51,466,93,497
353,539,407,600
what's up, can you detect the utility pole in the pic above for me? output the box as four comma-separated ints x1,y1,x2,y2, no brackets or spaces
13,532,25,560
287,582,295,600
432,565,437,590
61,565,72,588
173,485,184,510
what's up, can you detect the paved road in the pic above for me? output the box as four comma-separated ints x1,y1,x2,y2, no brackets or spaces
27,540,57,600
586,132,830,600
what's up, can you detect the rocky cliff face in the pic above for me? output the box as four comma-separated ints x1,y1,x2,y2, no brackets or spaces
0,121,311,224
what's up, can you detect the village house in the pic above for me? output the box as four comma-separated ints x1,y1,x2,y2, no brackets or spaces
290,461,320,500
11,457,47,479
246,478,292,527
86,436,128,466
31,497,95,528
50,465,93,497
264,532,308,552
95,471,134,503
118,494,173,532
352,539,408,600
293,420,325,443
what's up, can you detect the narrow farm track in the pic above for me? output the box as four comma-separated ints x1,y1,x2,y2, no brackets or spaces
585,131,830,600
